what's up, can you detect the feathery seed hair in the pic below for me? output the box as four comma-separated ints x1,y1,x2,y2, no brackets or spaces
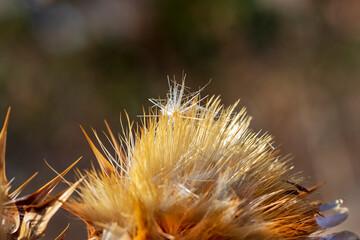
67,81,357,240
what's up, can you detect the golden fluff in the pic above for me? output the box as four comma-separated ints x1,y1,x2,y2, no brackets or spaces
66,81,358,240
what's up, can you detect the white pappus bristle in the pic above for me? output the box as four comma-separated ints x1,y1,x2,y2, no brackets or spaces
66,80,358,240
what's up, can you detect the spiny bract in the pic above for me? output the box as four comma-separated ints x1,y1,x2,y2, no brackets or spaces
0,108,81,240
66,81,358,240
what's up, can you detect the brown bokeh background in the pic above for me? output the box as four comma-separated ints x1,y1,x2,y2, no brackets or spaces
0,0,359,238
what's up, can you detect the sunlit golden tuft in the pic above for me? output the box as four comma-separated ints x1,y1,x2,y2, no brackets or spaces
66,81,357,240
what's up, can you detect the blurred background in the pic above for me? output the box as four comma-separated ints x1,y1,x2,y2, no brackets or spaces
0,0,359,238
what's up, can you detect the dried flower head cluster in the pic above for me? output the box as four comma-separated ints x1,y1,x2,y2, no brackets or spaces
65,81,358,240
0,108,81,240
0,81,358,240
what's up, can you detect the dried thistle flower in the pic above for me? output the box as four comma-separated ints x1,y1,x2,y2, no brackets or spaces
0,108,81,240
66,81,358,240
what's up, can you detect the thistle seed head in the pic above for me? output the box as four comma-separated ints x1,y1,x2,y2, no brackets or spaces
66,81,358,240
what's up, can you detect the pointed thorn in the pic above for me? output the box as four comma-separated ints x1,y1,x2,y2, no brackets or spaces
9,172,38,199
15,158,81,206
0,107,11,184
80,125,114,176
